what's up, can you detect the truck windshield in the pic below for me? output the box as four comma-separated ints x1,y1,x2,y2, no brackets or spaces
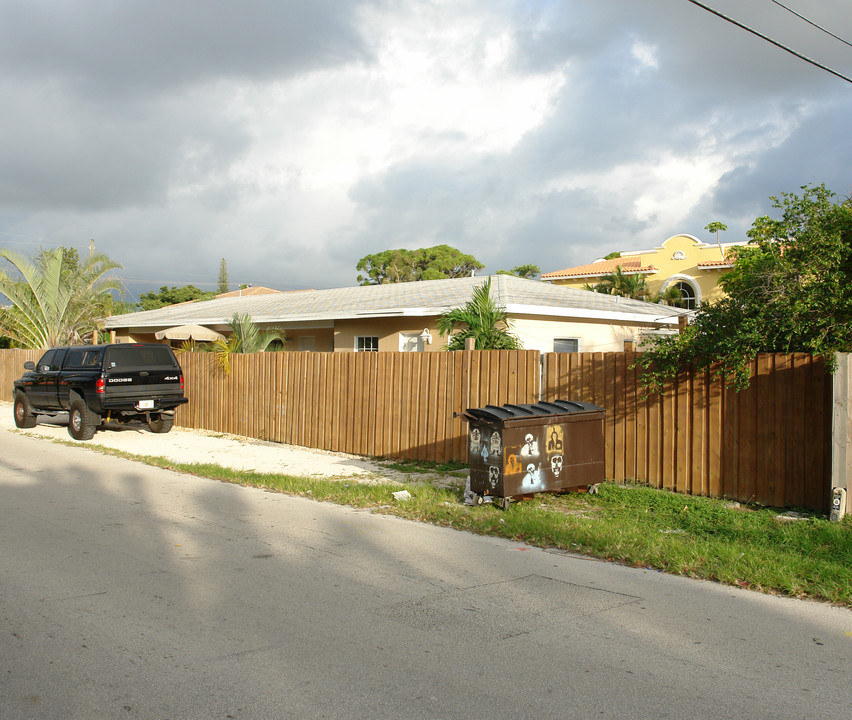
104,345,178,370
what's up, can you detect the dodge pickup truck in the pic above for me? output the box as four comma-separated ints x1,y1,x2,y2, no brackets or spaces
12,343,188,441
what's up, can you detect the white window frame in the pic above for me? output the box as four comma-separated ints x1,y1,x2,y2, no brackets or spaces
661,273,702,309
355,336,379,352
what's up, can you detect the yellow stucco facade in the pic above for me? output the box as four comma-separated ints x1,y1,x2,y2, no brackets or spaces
542,234,749,308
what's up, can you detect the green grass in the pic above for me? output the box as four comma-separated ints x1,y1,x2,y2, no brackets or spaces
25,435,852,607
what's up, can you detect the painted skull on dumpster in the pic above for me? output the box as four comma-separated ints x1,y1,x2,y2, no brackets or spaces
550,455,563,477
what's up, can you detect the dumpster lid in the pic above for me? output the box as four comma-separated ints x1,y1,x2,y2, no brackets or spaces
462,399,602,422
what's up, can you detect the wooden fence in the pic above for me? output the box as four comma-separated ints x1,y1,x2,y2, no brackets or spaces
176,350,541,464
542,352,831,512
0,348,835,511
2,349,40,395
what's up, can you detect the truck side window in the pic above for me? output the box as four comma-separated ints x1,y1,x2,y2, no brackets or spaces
65,350,85,368
38,350,58,372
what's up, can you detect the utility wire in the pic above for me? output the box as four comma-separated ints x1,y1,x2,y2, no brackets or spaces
686,0,852,84
768,0,852,50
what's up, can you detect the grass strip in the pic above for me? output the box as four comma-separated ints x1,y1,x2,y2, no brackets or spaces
25,434,852,607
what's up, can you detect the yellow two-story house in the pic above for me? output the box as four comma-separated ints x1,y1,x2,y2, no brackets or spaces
542,234,749,309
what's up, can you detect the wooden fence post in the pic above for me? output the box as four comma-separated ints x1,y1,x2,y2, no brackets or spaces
831,353,851,518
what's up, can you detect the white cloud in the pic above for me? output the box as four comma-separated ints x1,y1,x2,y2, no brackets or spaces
0,0,850,295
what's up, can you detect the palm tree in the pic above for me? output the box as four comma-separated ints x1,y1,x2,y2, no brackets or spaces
652,284,686,307
0,247,122,348
437,278,522,350
213,313,287,373
705,221,728,256
590,266,650,301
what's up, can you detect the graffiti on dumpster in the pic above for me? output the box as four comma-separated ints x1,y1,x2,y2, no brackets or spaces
505,454,523,474
546,424,564,454
523,463,544,489
520,433,539,458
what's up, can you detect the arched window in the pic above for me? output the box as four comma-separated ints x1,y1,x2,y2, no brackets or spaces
673,281,696,310
662,274,701,310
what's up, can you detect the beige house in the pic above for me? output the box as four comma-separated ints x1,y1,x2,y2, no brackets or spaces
105,275,688,354
541,234,750,309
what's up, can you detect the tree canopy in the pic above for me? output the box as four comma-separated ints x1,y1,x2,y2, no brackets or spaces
497,264,540,279
635,184,852,390
138,284,217,310
436,278,522,350
356,245,484,285
0,246,123,349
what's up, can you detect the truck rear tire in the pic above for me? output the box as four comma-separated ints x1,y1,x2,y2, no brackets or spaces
68,398,98,441
147,414,174,434
13,392,38,429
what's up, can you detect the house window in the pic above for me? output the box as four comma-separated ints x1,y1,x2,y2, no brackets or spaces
673,281,697,310
356,336,379,352
553,338,579,353
399,333,425,352
297,336,315,352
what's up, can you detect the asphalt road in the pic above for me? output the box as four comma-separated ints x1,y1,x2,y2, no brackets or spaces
1,428,849,720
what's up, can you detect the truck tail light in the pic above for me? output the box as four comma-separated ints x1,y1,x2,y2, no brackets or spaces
96,375,105,394
180,374,185,390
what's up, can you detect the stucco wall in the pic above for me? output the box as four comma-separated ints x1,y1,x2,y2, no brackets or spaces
333,318,442,352
511,316,658,353
548,234,748,306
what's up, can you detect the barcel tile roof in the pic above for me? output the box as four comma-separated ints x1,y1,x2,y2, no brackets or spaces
541,257,658,280
105,274,687,330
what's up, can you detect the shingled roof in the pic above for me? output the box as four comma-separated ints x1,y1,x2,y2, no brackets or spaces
106,274,687,331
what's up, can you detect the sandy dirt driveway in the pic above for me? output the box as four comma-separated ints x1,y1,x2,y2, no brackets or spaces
0,401,440,483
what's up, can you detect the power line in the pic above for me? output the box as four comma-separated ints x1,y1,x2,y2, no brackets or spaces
685,0,852,84
768,0,852,50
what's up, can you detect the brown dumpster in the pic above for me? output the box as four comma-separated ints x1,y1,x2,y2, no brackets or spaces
462,400,605,509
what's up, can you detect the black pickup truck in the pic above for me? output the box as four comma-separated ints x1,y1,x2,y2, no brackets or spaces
12,343,188,441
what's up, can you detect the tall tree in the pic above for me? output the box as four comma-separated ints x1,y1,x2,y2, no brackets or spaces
437,278,522,350
217,258,230,294
0,247,123,348
356,245,484,285
636,184,852,390
705,220,728,253
138,285,217,310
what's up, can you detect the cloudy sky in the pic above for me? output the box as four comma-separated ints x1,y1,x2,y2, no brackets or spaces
0,0,850,302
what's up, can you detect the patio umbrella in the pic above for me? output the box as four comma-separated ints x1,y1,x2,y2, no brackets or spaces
154,324,224,342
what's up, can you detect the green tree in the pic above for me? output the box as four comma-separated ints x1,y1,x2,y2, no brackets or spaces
217,258,230,294
704,220,728,246
138,284,217,310
497,264,541,279
651,284,685,307
587,266,650,301
212,313,288,373
636,184,852,391
0,247,123,349
436,278,522,350
356,245,484,285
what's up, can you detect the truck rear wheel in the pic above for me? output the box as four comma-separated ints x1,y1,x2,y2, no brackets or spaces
13,392,38,429
68,398,98,441
147,414,174,434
